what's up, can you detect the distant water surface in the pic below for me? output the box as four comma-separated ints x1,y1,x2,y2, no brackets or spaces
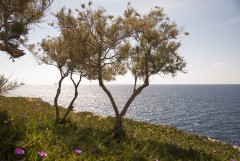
6,84,240,146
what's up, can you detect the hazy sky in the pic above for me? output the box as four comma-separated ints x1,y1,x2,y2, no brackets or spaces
0,0,240,85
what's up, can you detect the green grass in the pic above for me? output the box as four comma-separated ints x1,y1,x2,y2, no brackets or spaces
0,96,239,161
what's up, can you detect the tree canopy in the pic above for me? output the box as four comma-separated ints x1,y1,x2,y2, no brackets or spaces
0,0,53,59
50,3,187,138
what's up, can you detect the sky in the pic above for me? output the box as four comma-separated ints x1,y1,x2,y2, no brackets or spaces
0,0,240,85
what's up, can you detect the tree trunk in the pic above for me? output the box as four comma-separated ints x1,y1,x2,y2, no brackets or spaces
97,64,125,139
100,82,127,140
120,52,150,118
99,80,125,139
113,115,126,140
54,70,67,124
60,103,75,124
61,73,81,123
54,78,62,124
120,82,149,117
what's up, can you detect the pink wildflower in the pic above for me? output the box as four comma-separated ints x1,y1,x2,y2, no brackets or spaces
74,149,82,154
14,148,25,155
38,151,47,157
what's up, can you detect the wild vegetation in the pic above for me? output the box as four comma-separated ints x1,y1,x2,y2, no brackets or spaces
2,1,239,160
0,74,18,95
0,97,239,161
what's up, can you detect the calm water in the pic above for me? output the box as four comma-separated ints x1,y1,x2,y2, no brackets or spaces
6,85,240,146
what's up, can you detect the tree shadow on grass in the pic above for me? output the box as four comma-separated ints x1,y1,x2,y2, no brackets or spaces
0,110,27,160
53,122,110,149
134,139,221,161
52,122,221,161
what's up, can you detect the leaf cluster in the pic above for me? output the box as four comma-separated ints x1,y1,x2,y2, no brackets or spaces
35,2,187,84
0,0,54,58
123,5,186,80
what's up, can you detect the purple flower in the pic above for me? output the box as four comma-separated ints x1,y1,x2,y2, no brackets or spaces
14,148,25,155
74,149,82,154
38,151,47,157
212,150,216,153
93,147,98,152
230,159,236,161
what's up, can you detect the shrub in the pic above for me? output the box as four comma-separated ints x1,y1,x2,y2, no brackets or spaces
0,74,19,95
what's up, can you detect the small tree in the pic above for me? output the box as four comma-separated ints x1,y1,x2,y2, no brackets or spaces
33,28,90,124
0,0,54,59
114,6,187,138
0,74,19,95
60,29,89,123
52,8,92,123
35,36,69,123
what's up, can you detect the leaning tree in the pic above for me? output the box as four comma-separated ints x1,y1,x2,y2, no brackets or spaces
54,3,187,139
34,36,70,123
0,0,54,59
32,19,92,124
116,6,187,138
55,8,95,123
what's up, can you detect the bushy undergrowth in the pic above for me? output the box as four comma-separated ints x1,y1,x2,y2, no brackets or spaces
0,75,18,96
0,96,239,161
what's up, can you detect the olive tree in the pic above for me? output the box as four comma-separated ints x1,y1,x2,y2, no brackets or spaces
0,0,53,59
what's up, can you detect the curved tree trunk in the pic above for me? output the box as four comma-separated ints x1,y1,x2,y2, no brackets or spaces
54,77,64,124
112,82,149,140
97,63,125,139
99,80,126,139
120,82,149,117
61,72,82,123
54,69,68,124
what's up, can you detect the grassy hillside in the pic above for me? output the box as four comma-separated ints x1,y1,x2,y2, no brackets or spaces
0,96,239,161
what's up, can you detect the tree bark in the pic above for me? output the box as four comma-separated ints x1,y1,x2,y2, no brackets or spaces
99,80,127,139
113,115,126,140
54,69,68,124
97,63,120,117
120,82,149,117
61,72,82,123
120,52,150,118
98,78,127,139
0,44,25,58
97,55,126,139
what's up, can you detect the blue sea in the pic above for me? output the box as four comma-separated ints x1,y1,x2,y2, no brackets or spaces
6,84,240,146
